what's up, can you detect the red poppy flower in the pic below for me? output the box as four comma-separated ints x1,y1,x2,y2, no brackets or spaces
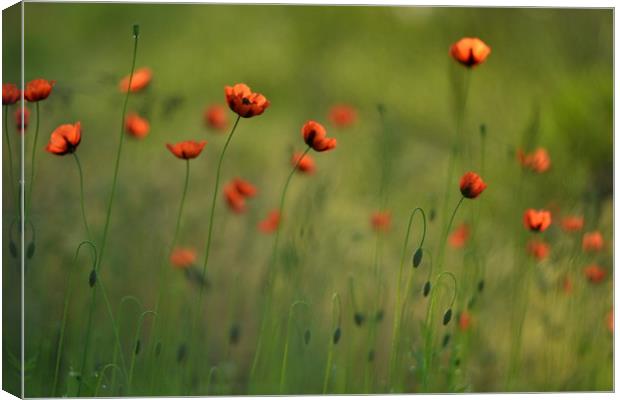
125,113,150,139
291,151,315,174
15,107,30,133
329,104,357,128
583,264,606,284
371,211,391,232
119,67,152,93
517,148,551,173
258,210,281,234
204,104,228,131
562,275,573,294
449,223,470,249
2,83,20,105
526,239,550,261
607,310,613,333
458,311,471,331
170,247,196,269
166,140,207,160
224,83,270,118
302,120,337,152
24,79,55,102
561,216,584,233
450,37,491,68
582,231,604,252
45,122,81,155
459,172,487,199
523,209,552,232
223,178,257,213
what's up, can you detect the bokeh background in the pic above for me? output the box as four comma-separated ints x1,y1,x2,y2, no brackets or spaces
2,3,613,396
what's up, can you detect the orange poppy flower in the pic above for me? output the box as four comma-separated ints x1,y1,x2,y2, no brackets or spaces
292,151,315,174
561,216,584,233
166,140,207,160
582,231,604,252
329,104,357,128
2,83,20,105
204,104,228,131
125,113,150,139
458,311,471,331
449,223,470,249
583,264,606,284
223,178,257,213
24,79,55,102
607,310,613,333
459,172,487,199
371,211,391,232
523,209,552,232
302,120,337,152
119,67,152,93
15,107,30,133
45,122,81,156
170,247,196,269
258,210,281,234
562,275,573,294
224,83,270,118
526,239,550,261
450,37,491,68
517,148,551,173
234,178,257,198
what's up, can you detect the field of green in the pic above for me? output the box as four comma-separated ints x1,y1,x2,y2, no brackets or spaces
2,4,613,396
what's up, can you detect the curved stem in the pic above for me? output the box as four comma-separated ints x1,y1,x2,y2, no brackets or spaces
26,101,40,214
77,27,139,396
387,207,426,390
94,363,123,397
128,310,157,393
4,106,16,206
249,146,312,388
206,366,219,395
73,153,91,239
322,292,341,394
279,301,309,394
436,196,465,273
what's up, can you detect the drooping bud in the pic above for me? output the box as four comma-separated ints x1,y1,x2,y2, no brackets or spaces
229,323,241,345
333,327,341,344
442,333,451,348
367,349,375,362
27,242,35,259
412,248,423,268
423,281,431,297
135,339,141,355
88,270,97,288
9,241,17,258
477,280,485,293
354,312,365,326
443,309,453,325
304,329,311,345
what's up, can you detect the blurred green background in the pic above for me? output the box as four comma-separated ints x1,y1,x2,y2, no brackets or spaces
2,4,613,396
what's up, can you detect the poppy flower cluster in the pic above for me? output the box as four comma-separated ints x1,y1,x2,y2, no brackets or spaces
224,178,258,213
166,140,207,160
517,148,551,173
225,83,270,118
302,120,337,152
450,37,491,68
45,122,82,156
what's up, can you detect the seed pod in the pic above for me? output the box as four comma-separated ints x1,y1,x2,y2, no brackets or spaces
155,342,162,357
442,333,450,348
367,349,375,362
423,281,431,297
375,310,384,322
478,280,485,293
354,312,365,326
26,242,35,259
88,270,97,288
135,339,141,355
412,248,423,268
229,323,241,345
9,241,17,258
443,309,453,325
304,329,311,345
333,327,341,344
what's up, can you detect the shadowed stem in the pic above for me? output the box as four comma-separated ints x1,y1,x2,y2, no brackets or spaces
77,26,139,396
4,106,16,206
249,145,311,388
73,153,91,239
387,207,426,390
26,101,40,214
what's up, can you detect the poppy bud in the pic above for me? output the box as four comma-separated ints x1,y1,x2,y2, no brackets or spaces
88,270,97,288
133,24,140,37
412,248,423,268
9,241,17,258
450,37,491,68
26,242,35,259
354,312,365,326
333,327,341,344
443,309,453,325
423,281,431,297
459,172,487,199
304,329,311,345
442,333,451,348
229,324,241,345
429,209,436,222
135,339,141,355
477,280,485,293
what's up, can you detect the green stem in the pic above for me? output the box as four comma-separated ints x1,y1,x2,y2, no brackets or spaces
26,101,40,214
206,366,219,395
128,310,156,393
73,153,91,239
279,301,309,394
249,145,312,389
436,196,465,273
4,106,16,206
77,27,139,396
322,293,341,394
387,207,426,391
94,363,123,397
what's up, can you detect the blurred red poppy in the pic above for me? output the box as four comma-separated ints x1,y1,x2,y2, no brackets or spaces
449,223,470,249
523,209,551,232
204,104,228,131
24,79,55,102
458,311,471,331
582,231,604,252
561,216,584,233
562,275,573,294
170,247,196,269
583,264,606,284
45,122,81,155
607,310,613,333
450,37,491,67
15,107,30,133
371,211,391,232
119,67,152,93
527,239,550,261
224,83,270,118
223,178,257,213
166,140,207,160
459,172,487,199
517,148,551,173
302,120,337,152
2,83,20,105
329,104,357,128
291,151,316,174
258,210,281,234
125,113,150,139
